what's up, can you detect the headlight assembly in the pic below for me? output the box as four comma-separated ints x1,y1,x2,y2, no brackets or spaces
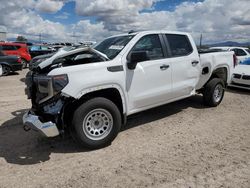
52,74,69,93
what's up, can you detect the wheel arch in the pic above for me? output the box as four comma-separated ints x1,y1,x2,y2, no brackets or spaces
209,66,229,85
63,86,127,128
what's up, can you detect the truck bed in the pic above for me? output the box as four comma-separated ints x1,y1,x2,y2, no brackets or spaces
195,51,234,90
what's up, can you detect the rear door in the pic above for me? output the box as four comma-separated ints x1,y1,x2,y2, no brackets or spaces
164,34,201,98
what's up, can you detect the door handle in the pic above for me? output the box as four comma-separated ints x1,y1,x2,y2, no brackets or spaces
160,64,170,70
191,61,199,66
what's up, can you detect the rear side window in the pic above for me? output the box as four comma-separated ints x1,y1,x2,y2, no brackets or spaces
130,34,164,60
231,49,247,56
166,34,193,57
15,45,21,50
2,45,17,51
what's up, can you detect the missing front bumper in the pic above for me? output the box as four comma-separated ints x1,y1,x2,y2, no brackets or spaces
23,112,59,137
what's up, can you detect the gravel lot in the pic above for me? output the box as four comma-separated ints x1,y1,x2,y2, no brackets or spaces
0,70,249,188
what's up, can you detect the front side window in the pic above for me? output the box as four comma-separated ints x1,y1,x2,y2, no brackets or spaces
2,45,17,51
130,34,164,60
41,46,49,50
166,34,193,57
231,49,247,56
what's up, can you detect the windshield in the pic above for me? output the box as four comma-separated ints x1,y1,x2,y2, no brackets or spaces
94,35,134,59
246,49,250,54
240,58,250,65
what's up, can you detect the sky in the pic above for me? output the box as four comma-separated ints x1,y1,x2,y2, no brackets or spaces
0,0,249,44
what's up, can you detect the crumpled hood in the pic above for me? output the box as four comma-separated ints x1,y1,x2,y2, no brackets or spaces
38,47,108,70
233,65,250,75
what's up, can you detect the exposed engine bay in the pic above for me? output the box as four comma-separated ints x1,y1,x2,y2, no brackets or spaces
25,47,108,131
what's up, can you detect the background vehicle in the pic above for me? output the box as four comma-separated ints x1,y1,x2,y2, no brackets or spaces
29,45,56,58
23,31,235,149
230,57,250,90
0,42,31,68
0,51,22,75
210,46,250,63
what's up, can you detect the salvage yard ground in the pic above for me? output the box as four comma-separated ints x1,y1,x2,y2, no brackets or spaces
0,70,249,188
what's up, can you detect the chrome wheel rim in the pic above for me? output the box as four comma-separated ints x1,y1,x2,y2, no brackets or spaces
213,84,223,103
82,108,113,140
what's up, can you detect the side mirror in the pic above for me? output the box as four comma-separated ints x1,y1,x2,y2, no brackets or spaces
127,51,148,70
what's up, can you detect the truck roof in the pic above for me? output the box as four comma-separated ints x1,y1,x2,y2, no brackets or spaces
108,30,190,38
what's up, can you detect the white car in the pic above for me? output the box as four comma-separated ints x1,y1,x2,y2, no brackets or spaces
210,46,250,63
230,58,250,90
0,64,2,76
23,30,235,149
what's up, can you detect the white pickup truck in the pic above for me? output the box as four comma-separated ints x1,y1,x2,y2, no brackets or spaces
23,31,235,149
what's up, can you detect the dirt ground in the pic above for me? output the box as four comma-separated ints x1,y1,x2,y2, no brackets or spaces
0,70,249,188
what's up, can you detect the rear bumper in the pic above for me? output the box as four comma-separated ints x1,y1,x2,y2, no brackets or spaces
11,64,23,71
23,111,60,137
228,82,250,90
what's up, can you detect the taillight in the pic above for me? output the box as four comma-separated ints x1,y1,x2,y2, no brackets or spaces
17,57,22,64
233,54,237,68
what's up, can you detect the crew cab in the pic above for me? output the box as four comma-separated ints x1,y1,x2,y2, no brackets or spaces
23,31,235,149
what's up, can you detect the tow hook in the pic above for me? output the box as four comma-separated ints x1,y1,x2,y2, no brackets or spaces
23,124,31,132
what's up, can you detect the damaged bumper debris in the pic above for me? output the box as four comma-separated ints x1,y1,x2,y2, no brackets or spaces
23,111,60,137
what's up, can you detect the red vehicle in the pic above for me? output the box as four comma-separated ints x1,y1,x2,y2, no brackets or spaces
0,42,31,68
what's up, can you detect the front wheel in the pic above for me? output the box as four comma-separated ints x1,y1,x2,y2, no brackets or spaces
71,97,122,149
203,78,225,107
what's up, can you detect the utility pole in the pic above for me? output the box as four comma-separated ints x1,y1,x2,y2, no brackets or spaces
199,33,203,48
39,33,42,44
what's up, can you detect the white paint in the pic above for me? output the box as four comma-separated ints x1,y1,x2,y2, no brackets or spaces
210,47,250,63
46,31,234,116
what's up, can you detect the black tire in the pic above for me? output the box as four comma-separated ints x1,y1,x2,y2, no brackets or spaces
71,97,122,149
203,78,225,107
2,65,11,76
21,59,28,68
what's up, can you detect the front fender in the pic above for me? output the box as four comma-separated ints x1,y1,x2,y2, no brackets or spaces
63,84,127,114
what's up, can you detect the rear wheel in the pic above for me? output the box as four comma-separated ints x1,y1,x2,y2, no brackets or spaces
203,78,225,107
71,97,122,149
2,65,11,76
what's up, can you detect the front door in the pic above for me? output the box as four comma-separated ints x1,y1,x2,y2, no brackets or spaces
124,34,172,113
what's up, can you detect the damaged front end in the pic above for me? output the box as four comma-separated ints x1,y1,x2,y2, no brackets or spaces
23,47,108,137
23,71,71,137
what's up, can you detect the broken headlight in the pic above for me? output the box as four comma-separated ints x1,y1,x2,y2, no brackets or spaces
52,74,69,93
35,74,68,103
